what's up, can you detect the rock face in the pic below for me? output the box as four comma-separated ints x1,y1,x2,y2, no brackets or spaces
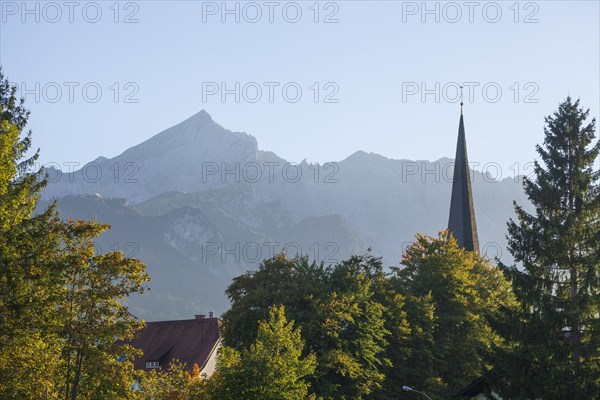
41,110,531,319
42,110,261,202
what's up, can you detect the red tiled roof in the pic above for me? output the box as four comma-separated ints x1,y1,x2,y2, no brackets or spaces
126,317,222,371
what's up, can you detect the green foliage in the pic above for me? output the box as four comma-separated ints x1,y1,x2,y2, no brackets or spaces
223,254,391,399
0,67,64,398
390,231,517,399
0,69,150,399
55,219,150,399
313,256,390,399
496,97,600,398
222,242,515,400
364,263,411,400
207,305,316,400
139,361,206,400
7,63,595,400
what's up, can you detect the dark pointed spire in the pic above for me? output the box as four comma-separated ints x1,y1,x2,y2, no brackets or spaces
448,105,479,253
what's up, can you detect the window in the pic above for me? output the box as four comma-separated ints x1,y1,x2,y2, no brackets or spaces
146,361,160,369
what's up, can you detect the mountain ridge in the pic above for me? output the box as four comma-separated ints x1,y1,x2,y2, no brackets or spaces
41,110,531,319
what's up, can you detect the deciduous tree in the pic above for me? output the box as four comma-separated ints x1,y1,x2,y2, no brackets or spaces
223,254,391,399
208,305,316,400
392,231,516,399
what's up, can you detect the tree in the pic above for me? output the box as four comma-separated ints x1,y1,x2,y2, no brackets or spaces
0,69,150,399
207,305,317,400
223,254,326,349
0,68,65,398
498,97,600,398
139,361,206,400
223,254,391,399
312,255,390,399
356,255,411,400
392,231,516,399
56,219,150,400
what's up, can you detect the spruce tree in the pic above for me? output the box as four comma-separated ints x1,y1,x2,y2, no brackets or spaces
1,69,150,399
0,68,64,398
500,97,600,398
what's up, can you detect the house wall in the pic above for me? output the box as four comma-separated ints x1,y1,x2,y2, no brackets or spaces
200,339,221,377
476,391,504,400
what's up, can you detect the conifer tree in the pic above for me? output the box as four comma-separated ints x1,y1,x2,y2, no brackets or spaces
499,97,600,398
0,69,150,399
0,68,64,398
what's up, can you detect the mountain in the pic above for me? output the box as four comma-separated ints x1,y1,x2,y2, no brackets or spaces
41,110,531,319
42,111,263,202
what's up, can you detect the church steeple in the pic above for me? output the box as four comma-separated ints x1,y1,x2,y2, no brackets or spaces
448,103,479,253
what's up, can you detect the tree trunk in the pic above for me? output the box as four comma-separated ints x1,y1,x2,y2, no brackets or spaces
570,265,581,371
70,346,85,400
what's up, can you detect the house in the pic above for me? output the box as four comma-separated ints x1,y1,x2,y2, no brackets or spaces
126,313,222,377
455,374,495,399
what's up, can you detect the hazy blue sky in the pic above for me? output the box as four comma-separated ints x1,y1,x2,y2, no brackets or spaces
1,1,598,177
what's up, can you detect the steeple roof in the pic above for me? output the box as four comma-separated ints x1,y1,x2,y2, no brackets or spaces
448,106,479,253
